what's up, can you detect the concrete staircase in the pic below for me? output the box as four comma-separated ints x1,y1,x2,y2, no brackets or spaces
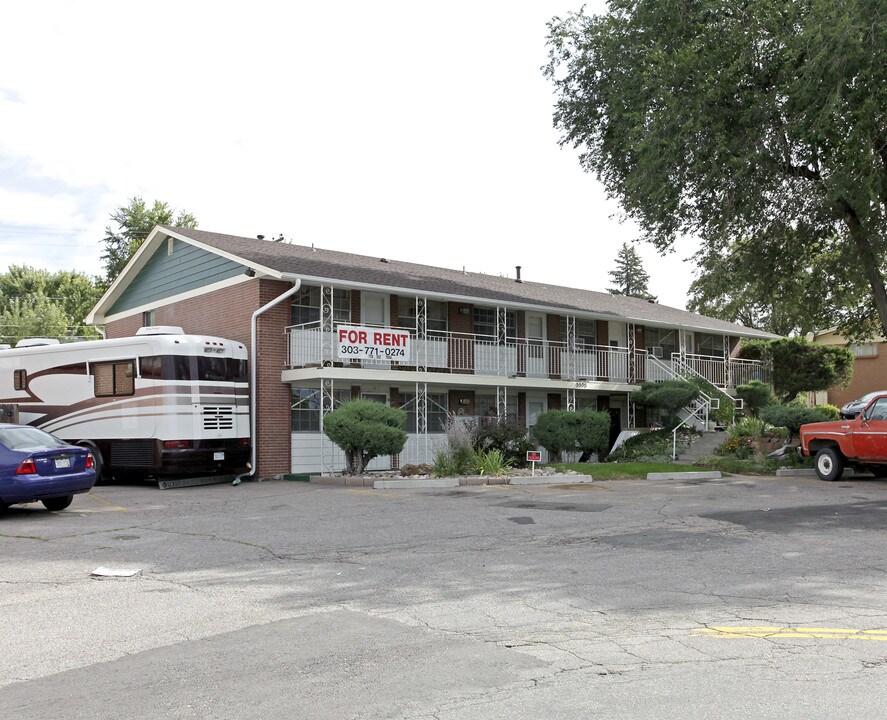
674,431,726,465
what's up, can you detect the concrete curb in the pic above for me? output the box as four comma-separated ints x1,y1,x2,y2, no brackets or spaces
373,478,460,490
647,471,722,481
509,475,594,486
775,468,818,477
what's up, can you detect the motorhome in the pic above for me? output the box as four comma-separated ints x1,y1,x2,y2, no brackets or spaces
0,327,250,480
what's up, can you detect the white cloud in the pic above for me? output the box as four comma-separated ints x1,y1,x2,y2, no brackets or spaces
0,0,698,307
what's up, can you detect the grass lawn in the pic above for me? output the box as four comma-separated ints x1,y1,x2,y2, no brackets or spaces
548,461,718,480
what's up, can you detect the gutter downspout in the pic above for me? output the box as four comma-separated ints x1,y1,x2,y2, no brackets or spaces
234,273,302,485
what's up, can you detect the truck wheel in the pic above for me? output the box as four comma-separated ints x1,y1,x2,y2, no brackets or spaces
814,447,844,482
80,443,108,485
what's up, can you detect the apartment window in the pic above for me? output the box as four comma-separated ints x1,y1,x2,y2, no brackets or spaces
142,309,155,326
646,327,677,359
291,387,350,432
561,318,597,347
695,333,723,357
401,392,448,432
397,297,447,331
850,343,877,358
291,286,351,326
93,360,135,397
13,369,26,391
473,307,516,339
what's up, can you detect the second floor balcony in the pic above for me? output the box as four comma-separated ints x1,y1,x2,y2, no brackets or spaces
285,322,768,389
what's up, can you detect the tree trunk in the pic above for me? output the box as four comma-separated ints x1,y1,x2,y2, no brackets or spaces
842,204,887,339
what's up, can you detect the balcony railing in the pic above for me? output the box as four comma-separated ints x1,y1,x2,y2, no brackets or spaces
285,323,767,388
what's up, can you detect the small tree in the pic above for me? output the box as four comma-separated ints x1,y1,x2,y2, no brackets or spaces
632,380,700,420
740,338,853,402
735,380,776,418
323,399,407,475
473,420,534,468
607,242,656,301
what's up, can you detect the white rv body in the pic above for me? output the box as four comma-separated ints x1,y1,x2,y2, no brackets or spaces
0,328,250,478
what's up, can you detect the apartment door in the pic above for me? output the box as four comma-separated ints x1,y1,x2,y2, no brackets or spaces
361,293,390,368
526,313,546,377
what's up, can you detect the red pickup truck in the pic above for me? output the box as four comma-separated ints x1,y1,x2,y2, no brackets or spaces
800,393,887,480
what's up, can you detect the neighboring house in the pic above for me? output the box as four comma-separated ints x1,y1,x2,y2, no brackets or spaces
809,328,886,408
86,227,777,477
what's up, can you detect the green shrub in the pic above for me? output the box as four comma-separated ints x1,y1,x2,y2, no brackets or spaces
728,417,768,440
473,421,534,468
531,408,610,462
813,404,840,420
474,449,513,476
606,424,689,462
736,380,776,417
758,404,837,440
323,399,407,475
632,380,700,416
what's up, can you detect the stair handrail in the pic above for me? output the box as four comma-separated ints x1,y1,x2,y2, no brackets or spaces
671,354,737,426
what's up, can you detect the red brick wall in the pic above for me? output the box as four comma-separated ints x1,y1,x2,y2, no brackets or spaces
105,278,293,478
828,350,887,408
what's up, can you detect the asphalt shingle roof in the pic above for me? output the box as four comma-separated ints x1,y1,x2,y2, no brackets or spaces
165,226,777,339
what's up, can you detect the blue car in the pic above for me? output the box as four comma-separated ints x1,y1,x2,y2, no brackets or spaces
0,424,97,514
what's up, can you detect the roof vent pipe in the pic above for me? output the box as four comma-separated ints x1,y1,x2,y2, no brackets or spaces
515,266,522,283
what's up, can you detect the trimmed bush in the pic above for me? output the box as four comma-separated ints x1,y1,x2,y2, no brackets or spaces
323,399,407,475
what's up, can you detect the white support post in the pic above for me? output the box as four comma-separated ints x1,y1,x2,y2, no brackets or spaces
321,378,335,475
321,285,334,367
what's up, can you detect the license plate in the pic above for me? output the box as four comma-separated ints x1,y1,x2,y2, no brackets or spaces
213,452,225,461
54,457,71,469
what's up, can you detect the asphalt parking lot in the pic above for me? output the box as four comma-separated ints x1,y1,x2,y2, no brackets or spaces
3,473,887,719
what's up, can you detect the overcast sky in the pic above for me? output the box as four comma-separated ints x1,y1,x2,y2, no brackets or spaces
0,0,698,310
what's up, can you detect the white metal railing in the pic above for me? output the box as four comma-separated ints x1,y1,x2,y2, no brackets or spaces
286,324,637,382
285,323,766,388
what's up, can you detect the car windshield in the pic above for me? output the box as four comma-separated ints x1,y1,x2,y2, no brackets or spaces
0,427,69,451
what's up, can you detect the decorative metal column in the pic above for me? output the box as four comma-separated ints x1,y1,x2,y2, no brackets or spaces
567,387,576,412
679,329,689,365
321,285,334,367
723,334,731,388
627,323,637,383
320,378,335,475
566,316,576,381
416,381,428,463
628,395,636,429
416,296,427,373
497,305,508,376
496,385,507,422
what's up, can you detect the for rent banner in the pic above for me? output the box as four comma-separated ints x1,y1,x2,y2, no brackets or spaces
336,325,412,362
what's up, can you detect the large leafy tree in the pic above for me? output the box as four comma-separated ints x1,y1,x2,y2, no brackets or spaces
687,226,847,337
0,266,103,345
607,242,656,300
545,1,887,341
102,196,197,283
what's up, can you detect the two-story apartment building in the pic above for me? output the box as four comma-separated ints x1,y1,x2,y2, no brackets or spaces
86,227,776,477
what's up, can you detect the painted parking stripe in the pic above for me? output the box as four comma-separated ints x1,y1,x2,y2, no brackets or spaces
694,626,887,640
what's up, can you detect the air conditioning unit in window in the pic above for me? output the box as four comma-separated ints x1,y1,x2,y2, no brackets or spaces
649,346,663,358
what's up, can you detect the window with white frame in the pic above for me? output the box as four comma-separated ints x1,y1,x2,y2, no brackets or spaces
291,387,350,432
396,297,447,331
473,307,516,340
400,392,448,432
561,318,597,347
290,286,351,326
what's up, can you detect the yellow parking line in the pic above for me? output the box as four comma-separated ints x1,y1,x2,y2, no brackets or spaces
86,493,129,512
694,626,887,640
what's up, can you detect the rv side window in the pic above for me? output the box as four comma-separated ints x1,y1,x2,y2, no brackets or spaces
94,361,135,397
140,355,163,379
13,369,27,391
